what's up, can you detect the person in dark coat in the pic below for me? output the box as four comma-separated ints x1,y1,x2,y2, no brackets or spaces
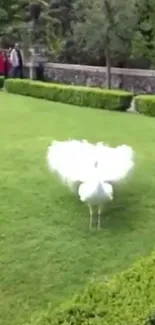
10,43,23,78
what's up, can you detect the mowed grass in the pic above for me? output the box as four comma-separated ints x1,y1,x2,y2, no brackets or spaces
1,92,155,325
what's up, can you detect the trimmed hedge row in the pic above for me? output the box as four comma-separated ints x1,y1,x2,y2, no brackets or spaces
4,78,133,111
0,76,4,88
135,95,155,116
25,253,155,325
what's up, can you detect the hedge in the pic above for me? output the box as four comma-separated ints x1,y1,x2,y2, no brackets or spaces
4,78,133,111
25,253,155,325
0,76,4,88
135,95,155,116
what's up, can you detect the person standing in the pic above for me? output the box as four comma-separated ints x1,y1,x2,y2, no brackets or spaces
10,43,23,78
3,51,11,78
0,51,4,76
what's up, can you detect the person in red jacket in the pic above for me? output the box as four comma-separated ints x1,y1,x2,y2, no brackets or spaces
3,50,11,78
0,51,4,75
0,50,12,78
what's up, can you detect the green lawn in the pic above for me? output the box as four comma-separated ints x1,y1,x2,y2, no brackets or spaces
0,92,155,325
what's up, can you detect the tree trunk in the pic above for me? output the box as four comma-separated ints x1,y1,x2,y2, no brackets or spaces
105,47,111,89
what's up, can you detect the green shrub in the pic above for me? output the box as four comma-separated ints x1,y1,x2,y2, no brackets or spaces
0,76,4,88
4,78,133,111
25,253,155,325
135,95,155,116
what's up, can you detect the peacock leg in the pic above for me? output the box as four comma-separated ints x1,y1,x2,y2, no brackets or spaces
97,205,103,230
88,205,93,229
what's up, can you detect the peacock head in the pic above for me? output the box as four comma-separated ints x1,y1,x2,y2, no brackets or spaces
103,182,113,200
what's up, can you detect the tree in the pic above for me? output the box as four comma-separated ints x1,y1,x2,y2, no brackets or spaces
0,0,66,58
0,0,19,46
21,0,67,60
131,0,155,68
47,0,75,60
72,0,137,88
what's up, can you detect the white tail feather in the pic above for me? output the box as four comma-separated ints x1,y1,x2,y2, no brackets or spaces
46,140,135,192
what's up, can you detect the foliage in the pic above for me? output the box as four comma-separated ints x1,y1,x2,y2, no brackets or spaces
132,0,155,67
0,76,4,88
134,95,155,116
4,78,133,110
73,0,137,55
25,253,155,325
72,0,137,87
27,1,64,55
0,0,155,67
18,0,75,59
0,0,66,58
0,0,18,46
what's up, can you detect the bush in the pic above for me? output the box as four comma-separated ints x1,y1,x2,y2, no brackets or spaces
0,76,4,88
4,78,133,111
25,253,155,325
135,95,155,116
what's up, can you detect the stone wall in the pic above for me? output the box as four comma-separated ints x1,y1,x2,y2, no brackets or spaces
25,62,155,94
